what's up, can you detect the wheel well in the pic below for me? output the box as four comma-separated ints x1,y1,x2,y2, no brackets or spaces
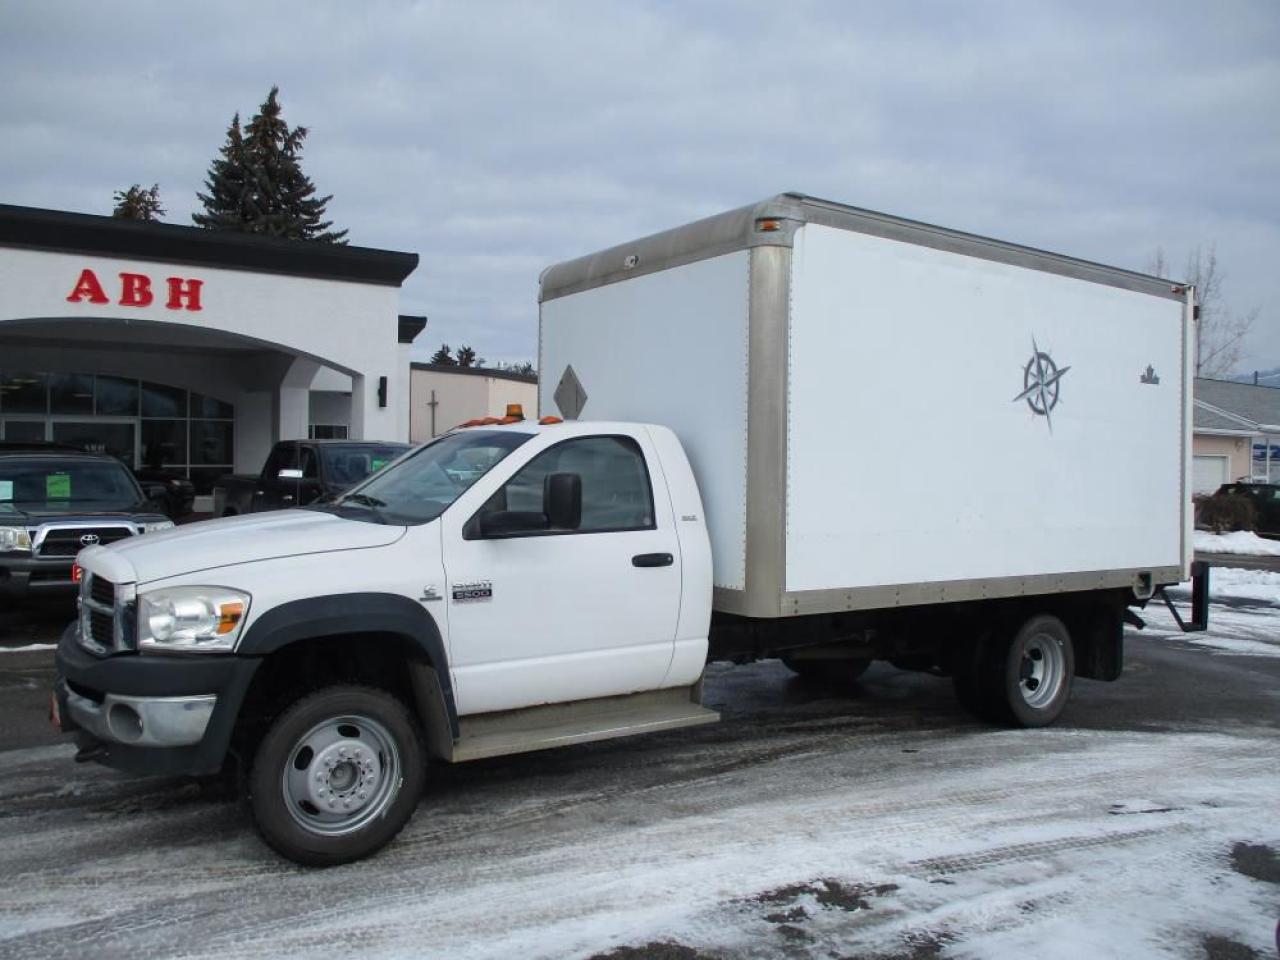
232,633,434,763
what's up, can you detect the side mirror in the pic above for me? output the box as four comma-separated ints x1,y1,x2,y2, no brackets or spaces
144,483,168,501
278,468,304,480
544,473,581,530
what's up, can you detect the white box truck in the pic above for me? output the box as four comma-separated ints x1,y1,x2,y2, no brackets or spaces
51,194,1193,865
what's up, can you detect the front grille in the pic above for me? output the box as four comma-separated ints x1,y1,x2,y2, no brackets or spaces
90,576,115,607
78,572,135,655
89,609,114,648
38,526,135,558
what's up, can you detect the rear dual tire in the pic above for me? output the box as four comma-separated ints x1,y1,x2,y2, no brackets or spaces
953,614,1074,728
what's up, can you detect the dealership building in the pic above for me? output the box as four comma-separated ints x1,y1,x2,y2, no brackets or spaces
0,204,425,499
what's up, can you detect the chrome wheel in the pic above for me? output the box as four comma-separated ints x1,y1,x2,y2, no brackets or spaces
1018,632,1066,710
282,714,401,837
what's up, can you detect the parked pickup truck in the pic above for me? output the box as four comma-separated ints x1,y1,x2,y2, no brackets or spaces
211,439,410,517
53,194,1196,866
0,449,172,602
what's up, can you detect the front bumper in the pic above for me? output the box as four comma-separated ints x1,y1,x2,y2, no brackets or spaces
54,623,259,776
0,556,75,599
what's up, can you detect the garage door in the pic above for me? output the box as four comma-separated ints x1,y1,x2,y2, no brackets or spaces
1192,455,1229,494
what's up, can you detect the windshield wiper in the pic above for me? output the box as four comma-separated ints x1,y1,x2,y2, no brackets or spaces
343,493,387,508
319,492,387,524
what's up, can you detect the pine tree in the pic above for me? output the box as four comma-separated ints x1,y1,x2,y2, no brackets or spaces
112,184,165,221
456,345,479,367
193,87,347,242
430,344,457,366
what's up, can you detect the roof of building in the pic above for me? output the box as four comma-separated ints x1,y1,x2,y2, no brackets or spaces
0,203,419,287
410,362,538,384
1194,377,1280,433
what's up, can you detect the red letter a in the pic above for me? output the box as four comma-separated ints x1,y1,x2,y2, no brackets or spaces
66,269,109,304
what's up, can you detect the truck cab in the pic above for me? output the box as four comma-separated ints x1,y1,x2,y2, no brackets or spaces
54,417,714,864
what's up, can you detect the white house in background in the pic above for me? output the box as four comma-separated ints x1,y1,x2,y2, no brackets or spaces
408,363,539,442
1192,377,1280,493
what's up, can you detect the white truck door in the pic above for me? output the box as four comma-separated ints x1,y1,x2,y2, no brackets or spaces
442,431,682,715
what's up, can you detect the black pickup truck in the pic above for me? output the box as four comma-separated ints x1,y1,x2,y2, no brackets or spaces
211,439,410,517
0,449,172,602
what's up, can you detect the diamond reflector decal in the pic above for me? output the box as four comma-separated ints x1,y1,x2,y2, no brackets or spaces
554,364,588,420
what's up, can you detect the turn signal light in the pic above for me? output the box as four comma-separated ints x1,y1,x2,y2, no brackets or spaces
756,218,783,232
216,601,245,635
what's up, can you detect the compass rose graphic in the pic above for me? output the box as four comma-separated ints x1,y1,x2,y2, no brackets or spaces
1013,338,1069,429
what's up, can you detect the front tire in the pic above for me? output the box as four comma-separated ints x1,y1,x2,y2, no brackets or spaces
246,685,426,866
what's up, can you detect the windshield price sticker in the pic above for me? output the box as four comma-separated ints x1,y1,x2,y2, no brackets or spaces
0,481,11,501
371,459,388,472
46,474,71,499
452,581,493,602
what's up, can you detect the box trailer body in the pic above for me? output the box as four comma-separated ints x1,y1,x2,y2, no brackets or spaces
539,193,1194,620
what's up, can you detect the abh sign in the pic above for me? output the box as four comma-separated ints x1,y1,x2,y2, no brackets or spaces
65,268,204,312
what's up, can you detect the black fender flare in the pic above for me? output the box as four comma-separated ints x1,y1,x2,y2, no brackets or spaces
238,592,458,737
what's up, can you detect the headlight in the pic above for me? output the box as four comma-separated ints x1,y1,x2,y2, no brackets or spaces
0,527,32,552
138,586,250,653
142,520,175,534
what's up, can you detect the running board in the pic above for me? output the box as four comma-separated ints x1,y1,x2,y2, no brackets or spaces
449,685,719,763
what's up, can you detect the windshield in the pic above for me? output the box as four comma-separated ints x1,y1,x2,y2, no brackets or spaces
318,444,411,488
327,430,531,525
0,459,141,515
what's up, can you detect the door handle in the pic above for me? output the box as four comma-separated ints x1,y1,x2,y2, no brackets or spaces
632,552,674,568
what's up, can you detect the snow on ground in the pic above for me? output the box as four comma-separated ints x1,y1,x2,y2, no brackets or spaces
1194,529,1280,556
1157,567,1280,657
0,643,57,653
1,723,1275,960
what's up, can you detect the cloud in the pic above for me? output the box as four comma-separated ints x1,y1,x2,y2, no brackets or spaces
2,0,1277,369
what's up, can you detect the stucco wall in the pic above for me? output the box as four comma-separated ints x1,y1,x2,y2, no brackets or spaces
0,247,409,446
409,369,538,442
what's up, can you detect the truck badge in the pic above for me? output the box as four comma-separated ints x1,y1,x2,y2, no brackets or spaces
1013,338,1069,429
419,586,442,603
79,533,100,546
1140,365,1160,385
452,581,493,602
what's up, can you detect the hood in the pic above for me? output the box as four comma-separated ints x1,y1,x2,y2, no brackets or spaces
79,509,406,585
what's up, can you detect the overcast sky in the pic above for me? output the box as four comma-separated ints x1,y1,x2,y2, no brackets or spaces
2,1,1277,372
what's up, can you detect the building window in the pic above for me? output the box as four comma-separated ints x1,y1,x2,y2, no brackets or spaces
0,371,234,494
309,424,349,439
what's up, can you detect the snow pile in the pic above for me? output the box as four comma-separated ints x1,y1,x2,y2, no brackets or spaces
1150,569,1280,656
1168,567,1280,606
1194,529,1280,556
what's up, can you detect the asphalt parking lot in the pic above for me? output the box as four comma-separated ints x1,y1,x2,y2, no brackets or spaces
1,599,1278,959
